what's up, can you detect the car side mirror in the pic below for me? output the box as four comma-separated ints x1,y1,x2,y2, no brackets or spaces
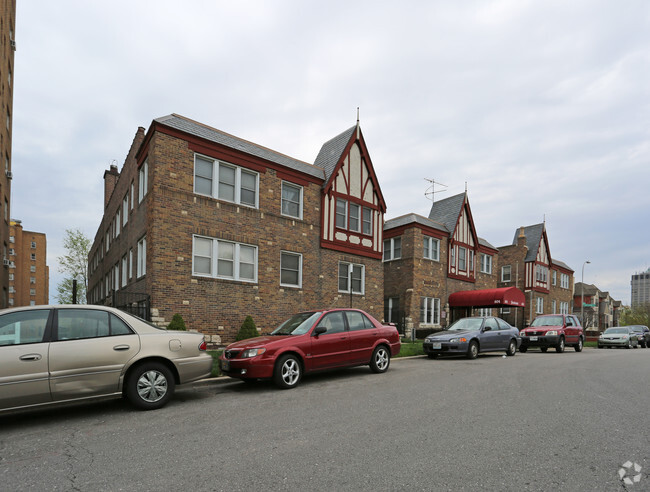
483,326,491,332
313,326,327,336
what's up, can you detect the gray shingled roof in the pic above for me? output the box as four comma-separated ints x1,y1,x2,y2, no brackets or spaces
552,259,573,271
313,126,356,184
428,192,466,236
155,114,325,180
478,237,497,250
513,223,545,262
384,213,448,232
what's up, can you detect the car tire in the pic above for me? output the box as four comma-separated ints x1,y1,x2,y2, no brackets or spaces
556,337,565,353
506,339,517,357
125,362,175,410
598,345,603,349
466,340,479,359
540,347,548,353
626,341,631,349
273,354,302,389
519,346,528,353
370,345,391,373
574,338,583,352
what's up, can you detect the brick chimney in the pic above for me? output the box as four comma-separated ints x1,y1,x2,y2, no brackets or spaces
516,226,526,247
103,164,119,209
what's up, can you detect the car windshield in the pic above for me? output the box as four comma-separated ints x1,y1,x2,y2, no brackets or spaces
531,316,563,327
271,312,323,336
605,327,628,334
448,318,484,332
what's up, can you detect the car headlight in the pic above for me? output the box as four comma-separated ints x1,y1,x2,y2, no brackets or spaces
449,337,467,343
622,335,628,340
241,348,266,358
546,330,558,336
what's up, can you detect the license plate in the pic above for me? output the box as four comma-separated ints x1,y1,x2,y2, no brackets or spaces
221,359,230,371
530,336,538,341
432,343,442,349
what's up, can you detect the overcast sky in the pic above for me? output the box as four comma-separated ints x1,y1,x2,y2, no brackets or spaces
11,1,650,305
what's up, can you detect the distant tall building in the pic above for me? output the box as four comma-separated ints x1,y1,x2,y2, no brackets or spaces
1,0,16,307
631,268,650,307
8,220,49,306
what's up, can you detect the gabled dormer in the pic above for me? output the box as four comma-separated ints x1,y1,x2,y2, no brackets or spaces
316,124,386,259
428,192,479,282
512,223,551,292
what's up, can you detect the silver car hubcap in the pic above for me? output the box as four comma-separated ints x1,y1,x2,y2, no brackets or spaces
282,359,300,386
375,349,388,370
137,370,168,403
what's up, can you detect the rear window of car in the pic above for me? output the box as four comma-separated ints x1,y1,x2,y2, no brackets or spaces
0,310,50,346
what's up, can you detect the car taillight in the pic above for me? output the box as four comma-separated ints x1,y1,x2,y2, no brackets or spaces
198,339,207,351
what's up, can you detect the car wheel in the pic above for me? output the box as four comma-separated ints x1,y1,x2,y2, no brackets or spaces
370,346,390,373
626,341,631,349
540,347,548,353
125,362,175,410
519,346,528,353
598,345,603,349
273,354,302,389
506,339,517,357
427,353,440,359
574,338,583,352
556,337,565,353
466,340,479,359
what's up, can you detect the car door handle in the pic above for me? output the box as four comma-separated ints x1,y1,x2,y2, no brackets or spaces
113,344,131,351
19,354,42,361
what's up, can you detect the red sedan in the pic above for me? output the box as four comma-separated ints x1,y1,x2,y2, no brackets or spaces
219,309,401,389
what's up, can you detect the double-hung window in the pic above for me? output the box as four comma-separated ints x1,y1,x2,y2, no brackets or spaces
420,297,440,325
137,236,146,278
338,262,365,294
280,251,302,287
281,182,302,219
192,235,257,282
122,195,129,226
349,203,361,232
138,160,148,203
480,254,492,274
383,237,402,261
335,198,347,229
536,297,544,314
501,265,512,282
194,155,258,207
121,255,128,287
458,247,467,271
362,208,372,235
423,236,440,261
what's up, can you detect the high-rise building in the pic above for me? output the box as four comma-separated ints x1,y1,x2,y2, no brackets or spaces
0,0,16,307
8,220,49,306
631,268,650,307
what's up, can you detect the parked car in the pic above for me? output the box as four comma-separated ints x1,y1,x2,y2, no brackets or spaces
422,316,520,359
219,309,401,389
598,327,640,349
628,325,650,348
519,314,583,353
0,305,213,413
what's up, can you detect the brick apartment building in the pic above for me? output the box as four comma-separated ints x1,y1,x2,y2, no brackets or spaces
88,114,386,345
8,220,49,306
573,282,621,333
383,192,507,335
0,0,16,307
496,223,574,328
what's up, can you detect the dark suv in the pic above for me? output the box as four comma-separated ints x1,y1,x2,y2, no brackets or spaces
519,314,584,353
629,325,650,348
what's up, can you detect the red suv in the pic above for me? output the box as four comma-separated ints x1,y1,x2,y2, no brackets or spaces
219,309,401,389
519,314,584,353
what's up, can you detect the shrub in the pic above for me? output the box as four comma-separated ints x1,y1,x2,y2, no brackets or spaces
236,315,258,341
167,313,187,331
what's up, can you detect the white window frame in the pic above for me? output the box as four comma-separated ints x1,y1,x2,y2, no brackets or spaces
138,160,148,203
193,154,259,208
281,181,303,219
280,251,302,288
362,207,373,236
420,297,440,325
335,198,347,229
129,249,133,279
561,273,570,289
122,194,129,226
383,237,402,262
121,255,128,288
192,235,258,283
423,236,440,261
536,297,544,314
130,182,134,210
338,261,365,295
115,210,120,237
480,254,492,274
349,203,361,232
137,236,147,278
501,307,511,314
501,265,512,282
458,247,467,271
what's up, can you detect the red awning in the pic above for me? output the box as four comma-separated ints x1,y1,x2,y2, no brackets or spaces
448,287,526,308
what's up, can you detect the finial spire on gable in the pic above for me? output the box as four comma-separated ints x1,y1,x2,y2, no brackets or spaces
356,107,360,140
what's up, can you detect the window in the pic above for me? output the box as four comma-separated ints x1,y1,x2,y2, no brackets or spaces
30,241,36,249
420,297,440,325
105,231,110,253
114,263,119,291
560,302,569,314
552,271,557,286
552,300,557,313
349,203,360,232
316,312,346,335
346,311,373,331
129,249,133,279
0,309,49,345
56,310,133,341
335,198,347,229
137,236,146,278
480,254,492,274
138,160,148,203
458,247,467,271
9,236,14,243
29,288,36,296
30,265,36,273
122,195,129,226
469,250,474,272
536,265,548,283
501,307,511,314
8,273,13,281
561,273,570,289
30,253,36,261
423,236,440,261
536,297,544,314
192,236,257,282
8,248,14,256
383,237,402,261
115,210,120,237
477,308,491,317
30,277,35,284
130,182,134,210
281,182,302,219
338,262,365,294
121,255,128,287
501,265,511,282
362,208,372,235
193,155,258,207
280,252,302,288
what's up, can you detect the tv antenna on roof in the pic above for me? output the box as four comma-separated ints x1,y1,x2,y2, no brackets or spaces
424,178,447,202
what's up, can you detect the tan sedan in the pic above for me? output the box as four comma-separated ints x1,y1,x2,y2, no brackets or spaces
0,305,213,412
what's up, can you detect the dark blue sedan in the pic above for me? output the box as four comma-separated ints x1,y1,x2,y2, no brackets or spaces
423,317,521,359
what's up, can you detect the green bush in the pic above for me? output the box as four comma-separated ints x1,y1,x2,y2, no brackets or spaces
236,315,259,341
167,313,187,331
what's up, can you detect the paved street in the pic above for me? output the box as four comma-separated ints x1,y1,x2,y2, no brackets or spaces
1,348,649,491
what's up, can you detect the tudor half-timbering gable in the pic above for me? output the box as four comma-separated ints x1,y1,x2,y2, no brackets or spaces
428,192,479,282
315,125,386,259
512,223,551,293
